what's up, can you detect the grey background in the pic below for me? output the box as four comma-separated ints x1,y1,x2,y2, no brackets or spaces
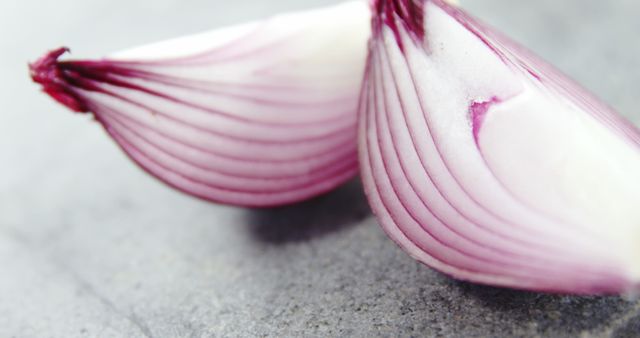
1,0,640,337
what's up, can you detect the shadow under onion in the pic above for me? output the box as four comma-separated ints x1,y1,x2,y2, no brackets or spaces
244,178,372,244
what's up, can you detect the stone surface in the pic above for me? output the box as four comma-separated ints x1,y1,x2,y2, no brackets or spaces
1,0,639,337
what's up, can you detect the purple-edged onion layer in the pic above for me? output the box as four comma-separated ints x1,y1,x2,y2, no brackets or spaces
30,1,370,207
361,0,640,294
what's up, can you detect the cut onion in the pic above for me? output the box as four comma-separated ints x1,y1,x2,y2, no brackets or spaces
362,0,640,294
30,1,370,207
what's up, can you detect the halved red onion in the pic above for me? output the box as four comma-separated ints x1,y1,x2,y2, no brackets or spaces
30,1,370,207
362,0,640,294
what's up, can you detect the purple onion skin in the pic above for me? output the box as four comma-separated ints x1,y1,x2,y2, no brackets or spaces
30,48,88,113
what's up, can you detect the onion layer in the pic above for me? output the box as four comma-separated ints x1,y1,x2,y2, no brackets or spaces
30,1,370,207
362,0,640,294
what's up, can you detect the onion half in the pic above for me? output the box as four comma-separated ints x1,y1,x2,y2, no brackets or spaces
361,0,640,294
30,1,370,207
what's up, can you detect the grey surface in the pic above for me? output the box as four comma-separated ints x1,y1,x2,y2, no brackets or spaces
1,0,640,337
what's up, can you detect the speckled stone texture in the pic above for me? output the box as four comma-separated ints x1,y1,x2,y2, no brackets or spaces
2,0,640,337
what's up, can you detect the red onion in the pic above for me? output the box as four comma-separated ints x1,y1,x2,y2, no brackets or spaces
31,0,640,294
361,0,640,294
30,1,370,207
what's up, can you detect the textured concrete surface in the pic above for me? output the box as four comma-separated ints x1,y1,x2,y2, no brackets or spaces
2,0,640,337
